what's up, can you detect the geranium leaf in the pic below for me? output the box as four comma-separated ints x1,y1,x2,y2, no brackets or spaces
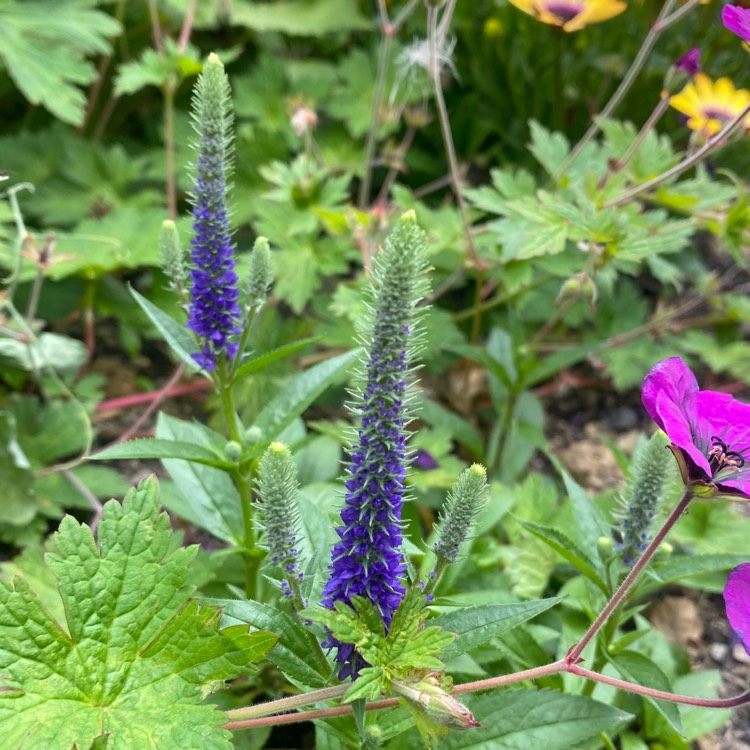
0,477,276,749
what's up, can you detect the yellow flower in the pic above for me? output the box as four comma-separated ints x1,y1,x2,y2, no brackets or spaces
508,0,627,32
669,73,750,136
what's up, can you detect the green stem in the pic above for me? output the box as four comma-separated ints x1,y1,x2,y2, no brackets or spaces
553,0,677,180
602,101,750,208
163,80,177,219
218,359,258,599
612,95,670,172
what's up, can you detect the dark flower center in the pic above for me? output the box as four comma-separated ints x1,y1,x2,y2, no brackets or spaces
702,107,733,124
708,436,746,475
543,1,583,21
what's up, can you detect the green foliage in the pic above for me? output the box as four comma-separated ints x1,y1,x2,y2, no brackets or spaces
0,477,277,749
304,588,455,702
0,0,120,125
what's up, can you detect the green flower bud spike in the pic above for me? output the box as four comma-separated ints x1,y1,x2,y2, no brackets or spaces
256,442,305,611
160,220,187,305
245,236,274,313
616,431,672,565
426,464,488,596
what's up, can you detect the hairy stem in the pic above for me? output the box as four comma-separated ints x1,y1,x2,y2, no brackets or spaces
553,0,677,180
603,102,750,208
566,490,693,664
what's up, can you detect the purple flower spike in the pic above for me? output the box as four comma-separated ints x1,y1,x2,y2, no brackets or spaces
724,563,750,655
723,4,750,44
642,358,750,499
675,48,701,77
186,54,242,372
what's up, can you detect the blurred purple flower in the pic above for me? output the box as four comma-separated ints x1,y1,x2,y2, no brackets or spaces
642,357,750,498
724,563,750,655
723,3,750,43
413,449,439,470
674,48,701,76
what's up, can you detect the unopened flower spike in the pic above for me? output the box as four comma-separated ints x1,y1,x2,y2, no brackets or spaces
245,236,274,313
428,464,488,592
186,53,242,372
256,442,305,611
160,220,187,305
321,210,430,679
616,431,672,565
642,357,750,499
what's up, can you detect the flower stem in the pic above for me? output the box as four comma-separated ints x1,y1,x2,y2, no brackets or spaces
553,0,677,180
602,102,750,208
218,360,258,599
426,4,483,341
566,490,693,665
612,95,670,172
567,664,750,708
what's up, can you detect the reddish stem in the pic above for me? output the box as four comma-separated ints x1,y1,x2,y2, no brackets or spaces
95,375,209,414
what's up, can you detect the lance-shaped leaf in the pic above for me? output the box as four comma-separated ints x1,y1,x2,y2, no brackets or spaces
0,477,277,750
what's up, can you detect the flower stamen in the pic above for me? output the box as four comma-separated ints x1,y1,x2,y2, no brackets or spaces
709,436,746,474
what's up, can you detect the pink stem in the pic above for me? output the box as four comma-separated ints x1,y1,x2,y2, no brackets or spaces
567,664,750,708
95,374,209,414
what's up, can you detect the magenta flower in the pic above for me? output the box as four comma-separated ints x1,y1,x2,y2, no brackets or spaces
641,357,750,499
724,563,750,655
674,48,701,77
723,3,750,44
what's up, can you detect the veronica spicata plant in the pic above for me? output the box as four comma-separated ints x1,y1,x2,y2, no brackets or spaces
320,210,430,678
185,53,241,373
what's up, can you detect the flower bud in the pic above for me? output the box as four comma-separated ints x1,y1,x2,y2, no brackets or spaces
392,679,481,730
160,220,186,297
555,272,597,310
244,425,264,445
662,48,700,98
245,237,274,313
224,440,242,462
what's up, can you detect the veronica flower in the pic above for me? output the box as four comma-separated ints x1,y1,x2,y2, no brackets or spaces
724,563,750,655
723,3,750,44
186,53,242,372
641,357,750,499
669,73,750,136
507,0,626,32
321,212,429,679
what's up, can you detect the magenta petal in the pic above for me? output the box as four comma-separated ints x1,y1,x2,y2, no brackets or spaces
642,357,699,430
725,563,750,655
723,4,750,44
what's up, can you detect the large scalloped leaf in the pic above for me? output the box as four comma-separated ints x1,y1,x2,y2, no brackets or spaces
0,477,276,749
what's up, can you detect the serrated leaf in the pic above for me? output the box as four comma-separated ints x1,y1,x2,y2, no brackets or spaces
0,0,121,126
642,553,750,593
254,349,359,441
387,690,631,750
129,286,203,373
0,477,276,749
156,413,243,545
216,598,331,688
433,598,562,661
610,651,683,734
514,519,607,593
344,667,384,702
231,0,371,35
0,412,36,526
91,438,235,469
231,336,320,384
0,332,87,374
394,626,455,670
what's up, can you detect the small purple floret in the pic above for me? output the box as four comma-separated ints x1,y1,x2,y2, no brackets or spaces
642,357,750,498
724,563,750,655
723,4,750,44
674,48,701,77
